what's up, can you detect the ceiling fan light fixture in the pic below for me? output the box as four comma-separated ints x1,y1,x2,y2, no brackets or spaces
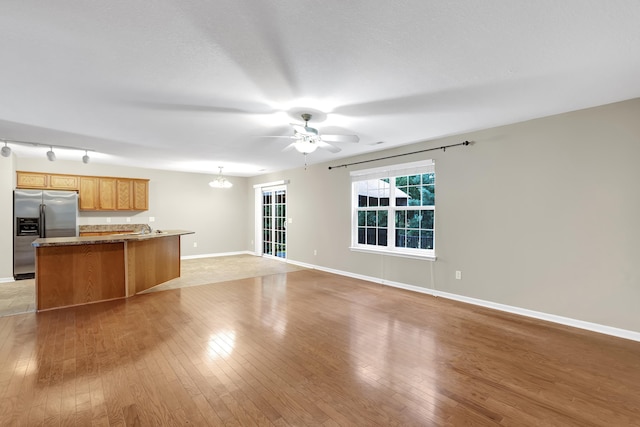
294,139,318,154
1,141,11,158
209,166,233,188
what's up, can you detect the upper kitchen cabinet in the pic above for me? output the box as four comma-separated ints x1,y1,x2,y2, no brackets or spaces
18,171,149,211
17,171,79,190
79,177,149,211
132,179,149,210
79,177,99,210
98,178,117,210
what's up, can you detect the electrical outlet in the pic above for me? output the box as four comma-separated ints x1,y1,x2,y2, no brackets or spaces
149,216,155,222
313,249,317,256
126,217,131,223
106,217,111,223
288,218,293,224
455,270,462,280
193,242,198,248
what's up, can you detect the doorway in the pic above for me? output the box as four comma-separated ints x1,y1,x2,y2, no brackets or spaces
261,186,287,259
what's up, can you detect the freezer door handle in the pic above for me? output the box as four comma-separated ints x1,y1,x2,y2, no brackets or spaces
39,204,46,238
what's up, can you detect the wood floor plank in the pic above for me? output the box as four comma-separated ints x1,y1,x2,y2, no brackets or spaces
0,259,639,425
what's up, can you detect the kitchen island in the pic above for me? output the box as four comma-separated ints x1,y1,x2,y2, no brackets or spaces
32,230,194,311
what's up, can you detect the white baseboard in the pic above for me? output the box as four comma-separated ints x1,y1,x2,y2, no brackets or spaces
0,277,15,283
181,251,253,260
286,259,640,343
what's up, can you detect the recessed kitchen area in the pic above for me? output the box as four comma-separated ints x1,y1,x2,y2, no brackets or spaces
5,169,196,313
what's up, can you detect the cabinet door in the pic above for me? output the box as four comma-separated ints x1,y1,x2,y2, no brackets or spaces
49,174,79,190
17,172,48,189
79,177,99,210
116,179,133,210
99,178,117,210
133,180,149,210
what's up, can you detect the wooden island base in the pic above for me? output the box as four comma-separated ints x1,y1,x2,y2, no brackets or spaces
34,231,191,311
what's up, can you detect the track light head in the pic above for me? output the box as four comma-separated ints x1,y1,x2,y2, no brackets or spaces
82,150,90,164
1,142,10,158
46,146,56,161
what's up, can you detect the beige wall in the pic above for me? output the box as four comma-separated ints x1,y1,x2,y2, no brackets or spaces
248,98,640,333
0,153,16,281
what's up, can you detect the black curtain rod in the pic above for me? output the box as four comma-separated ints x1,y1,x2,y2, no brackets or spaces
328,140,471,170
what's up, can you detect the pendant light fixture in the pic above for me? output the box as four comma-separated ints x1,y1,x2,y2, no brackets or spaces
82,150,90,164
209,166,233,188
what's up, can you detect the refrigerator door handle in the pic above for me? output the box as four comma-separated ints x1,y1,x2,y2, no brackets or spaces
40,203,46,238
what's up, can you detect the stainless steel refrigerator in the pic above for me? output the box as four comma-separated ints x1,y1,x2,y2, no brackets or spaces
13,189,78,279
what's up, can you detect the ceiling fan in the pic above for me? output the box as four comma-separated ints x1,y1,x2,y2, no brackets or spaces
275,113,360,154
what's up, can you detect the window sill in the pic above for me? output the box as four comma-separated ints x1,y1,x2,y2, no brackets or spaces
349,246,437,261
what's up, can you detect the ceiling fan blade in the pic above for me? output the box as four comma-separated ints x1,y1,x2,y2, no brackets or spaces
282,142,297,152
320,134,360,143
127,99,277,115
292,124,307,134
317,140,342,153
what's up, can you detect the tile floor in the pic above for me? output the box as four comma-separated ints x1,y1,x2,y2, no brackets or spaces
0,254,305,318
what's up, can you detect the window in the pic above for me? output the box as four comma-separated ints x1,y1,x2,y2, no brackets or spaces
351,160,435,259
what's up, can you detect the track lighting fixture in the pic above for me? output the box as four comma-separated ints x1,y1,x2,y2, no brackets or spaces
1,141,11,158
209,166,233,188
0,138,95,163
46,146,56,161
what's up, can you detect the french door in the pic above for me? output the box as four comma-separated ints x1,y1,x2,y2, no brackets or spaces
262,186,287,258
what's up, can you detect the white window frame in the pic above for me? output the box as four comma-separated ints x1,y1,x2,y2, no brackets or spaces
350,160,436,260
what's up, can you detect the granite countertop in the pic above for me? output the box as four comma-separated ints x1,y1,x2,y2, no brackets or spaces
33,230,194,247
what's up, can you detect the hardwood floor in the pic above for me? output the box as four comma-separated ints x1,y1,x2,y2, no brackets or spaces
0,267,639,425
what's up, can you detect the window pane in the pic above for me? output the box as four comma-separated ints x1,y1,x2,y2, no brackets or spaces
378,210,388,227
396,196,408,206
421,230,434,249
421,185,435,206
368,196,379,207
409,174,421,185
395,230,405,247
358,228,366,244
422,173,435,185
406,230,420,248
408,186,421,206
407,210,420,228
380,197,390,206
395,176,407,186
366,211,377,226
366,228,376,245
378,229,388,246
395,211,405,228
358,195,368,207
420,210,434,229
358,211,366,226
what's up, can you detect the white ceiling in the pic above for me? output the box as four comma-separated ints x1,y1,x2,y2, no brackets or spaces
2,1,640,177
